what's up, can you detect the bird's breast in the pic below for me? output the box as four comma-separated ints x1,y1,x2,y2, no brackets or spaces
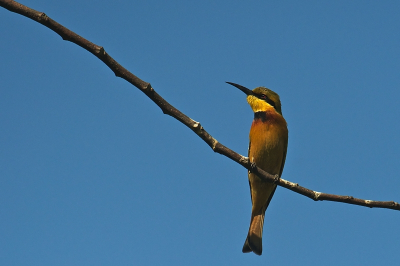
249,110,288,174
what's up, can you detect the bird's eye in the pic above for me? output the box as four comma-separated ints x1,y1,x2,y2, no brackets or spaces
260,94,267,99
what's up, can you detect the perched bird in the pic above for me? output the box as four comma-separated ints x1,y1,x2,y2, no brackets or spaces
227,82,288,256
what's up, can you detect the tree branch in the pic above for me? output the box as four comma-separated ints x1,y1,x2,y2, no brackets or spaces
1,0,399,211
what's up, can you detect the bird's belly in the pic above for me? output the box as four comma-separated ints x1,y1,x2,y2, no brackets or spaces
249,123,285,174
248,122,287,213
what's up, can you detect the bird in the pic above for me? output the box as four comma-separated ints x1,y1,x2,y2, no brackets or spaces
226,82,288,256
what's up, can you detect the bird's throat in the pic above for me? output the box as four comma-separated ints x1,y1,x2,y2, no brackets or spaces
254,112,268,122
253,110,285,126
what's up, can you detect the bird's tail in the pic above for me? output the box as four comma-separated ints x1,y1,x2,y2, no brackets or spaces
242,213,265,255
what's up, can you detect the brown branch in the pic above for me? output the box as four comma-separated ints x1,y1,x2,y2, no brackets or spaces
1,0,399,211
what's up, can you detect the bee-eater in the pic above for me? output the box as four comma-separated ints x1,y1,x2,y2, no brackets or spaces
227,82,288,256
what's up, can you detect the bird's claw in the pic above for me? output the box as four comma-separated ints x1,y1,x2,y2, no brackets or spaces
249,162,257,172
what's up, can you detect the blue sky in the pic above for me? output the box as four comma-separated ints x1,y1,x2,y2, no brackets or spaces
1,1,400,265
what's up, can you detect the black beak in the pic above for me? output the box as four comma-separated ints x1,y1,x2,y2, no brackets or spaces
226,82,254,96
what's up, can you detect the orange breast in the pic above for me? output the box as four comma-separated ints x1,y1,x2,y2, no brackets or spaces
248,110,288,213
249,111,287,173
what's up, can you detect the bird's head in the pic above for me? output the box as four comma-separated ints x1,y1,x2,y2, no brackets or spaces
226,82,282,115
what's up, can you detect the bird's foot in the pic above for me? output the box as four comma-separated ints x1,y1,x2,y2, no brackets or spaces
249,162,257,173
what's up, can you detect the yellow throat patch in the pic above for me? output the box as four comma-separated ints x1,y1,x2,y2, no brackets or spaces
247,95,275,113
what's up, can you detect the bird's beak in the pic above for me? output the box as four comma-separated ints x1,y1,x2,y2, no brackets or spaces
226,82,254,96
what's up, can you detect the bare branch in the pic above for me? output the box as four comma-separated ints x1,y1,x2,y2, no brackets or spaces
1,0,399,211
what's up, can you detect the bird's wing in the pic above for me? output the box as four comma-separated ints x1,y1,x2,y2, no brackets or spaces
247,140,253,204
279,130,288,178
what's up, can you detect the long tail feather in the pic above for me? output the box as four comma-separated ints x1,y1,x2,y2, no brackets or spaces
242,213,264,255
